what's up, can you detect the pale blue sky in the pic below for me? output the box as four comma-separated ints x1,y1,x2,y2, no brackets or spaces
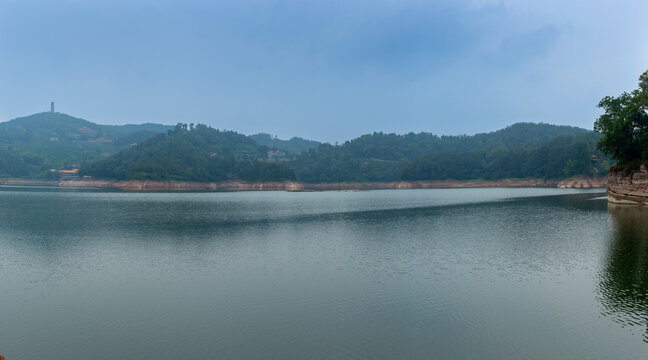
1,0,647,142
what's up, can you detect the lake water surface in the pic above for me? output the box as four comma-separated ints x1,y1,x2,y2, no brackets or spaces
1,187,647,359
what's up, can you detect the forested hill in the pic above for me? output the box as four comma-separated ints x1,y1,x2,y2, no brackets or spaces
0,113,610,183
80,121,608,184
317,122,589,162
291,123,608,182
80,124,295,182
0,112,172,178
0,112,173,143
249,133,321,154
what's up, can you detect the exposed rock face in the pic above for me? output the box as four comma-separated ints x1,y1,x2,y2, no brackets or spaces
607,165,648,205
557,176,607,189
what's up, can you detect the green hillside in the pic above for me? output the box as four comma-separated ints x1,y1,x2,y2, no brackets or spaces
80,124,295,182
292,123,608,182
0,112,172,178
0,113,610,183
400,133,607,181
80,121,609,184
249,133,321,154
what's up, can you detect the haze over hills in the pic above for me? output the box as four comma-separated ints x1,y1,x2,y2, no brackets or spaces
0,111,610,183
0,112,178,178
83,121,609,184
0,112,320,179
81,124,296,182
0,112,174,142
292,123,607,182
249,133,321,155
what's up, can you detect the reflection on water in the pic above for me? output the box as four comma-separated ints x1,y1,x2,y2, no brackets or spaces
4,187,648,359
600,204,648,341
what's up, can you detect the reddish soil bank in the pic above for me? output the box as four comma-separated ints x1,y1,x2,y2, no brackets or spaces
1,176,607,191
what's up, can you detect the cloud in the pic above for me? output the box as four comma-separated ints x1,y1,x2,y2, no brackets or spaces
0,0,646,142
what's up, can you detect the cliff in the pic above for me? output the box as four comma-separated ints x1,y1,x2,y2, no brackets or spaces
607,165,648,205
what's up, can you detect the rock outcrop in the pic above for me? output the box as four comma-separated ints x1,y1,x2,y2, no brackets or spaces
607,165,648,205
557,176,607,189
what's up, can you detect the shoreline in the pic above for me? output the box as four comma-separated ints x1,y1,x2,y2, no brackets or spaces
606,166,648,205
0,176,607,192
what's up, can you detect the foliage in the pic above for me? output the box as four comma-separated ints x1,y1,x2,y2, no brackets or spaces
0,112,610,183
292,123,606,182
401,134,607,181
249,133,321,155
80,124,295,182
594,69,648,165
0,112,173,178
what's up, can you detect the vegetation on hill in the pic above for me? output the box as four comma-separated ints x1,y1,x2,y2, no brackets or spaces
80,124,295,182
104,123,174,136
249,133,320,154
401,134,606,181
292,123,608,183
0,111,610,184
0,112,172,178
594,69,648,167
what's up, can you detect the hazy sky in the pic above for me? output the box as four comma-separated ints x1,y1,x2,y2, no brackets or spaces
1,0,647,142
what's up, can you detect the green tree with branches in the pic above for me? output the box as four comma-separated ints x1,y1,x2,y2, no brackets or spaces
594,69,648,166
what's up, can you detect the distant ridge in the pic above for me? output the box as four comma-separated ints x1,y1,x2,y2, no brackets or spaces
0,112,173,178
249,133,321,154
0,112,608,183
0,112,174,142
81,124,295,182
291,122,606,183
81,121,608,184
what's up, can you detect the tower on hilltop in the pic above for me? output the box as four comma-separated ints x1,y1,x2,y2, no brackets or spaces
51,102,55,113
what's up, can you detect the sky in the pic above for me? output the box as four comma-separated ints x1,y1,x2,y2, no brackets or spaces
1,0,647,143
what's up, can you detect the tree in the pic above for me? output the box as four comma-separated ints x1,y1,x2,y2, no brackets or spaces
594,69,648,165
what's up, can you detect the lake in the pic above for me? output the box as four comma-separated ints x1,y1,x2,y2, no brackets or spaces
1,186,647,359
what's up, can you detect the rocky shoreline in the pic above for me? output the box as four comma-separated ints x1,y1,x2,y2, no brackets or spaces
607,165,648,205
0,176,607,192
556,175,607,189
